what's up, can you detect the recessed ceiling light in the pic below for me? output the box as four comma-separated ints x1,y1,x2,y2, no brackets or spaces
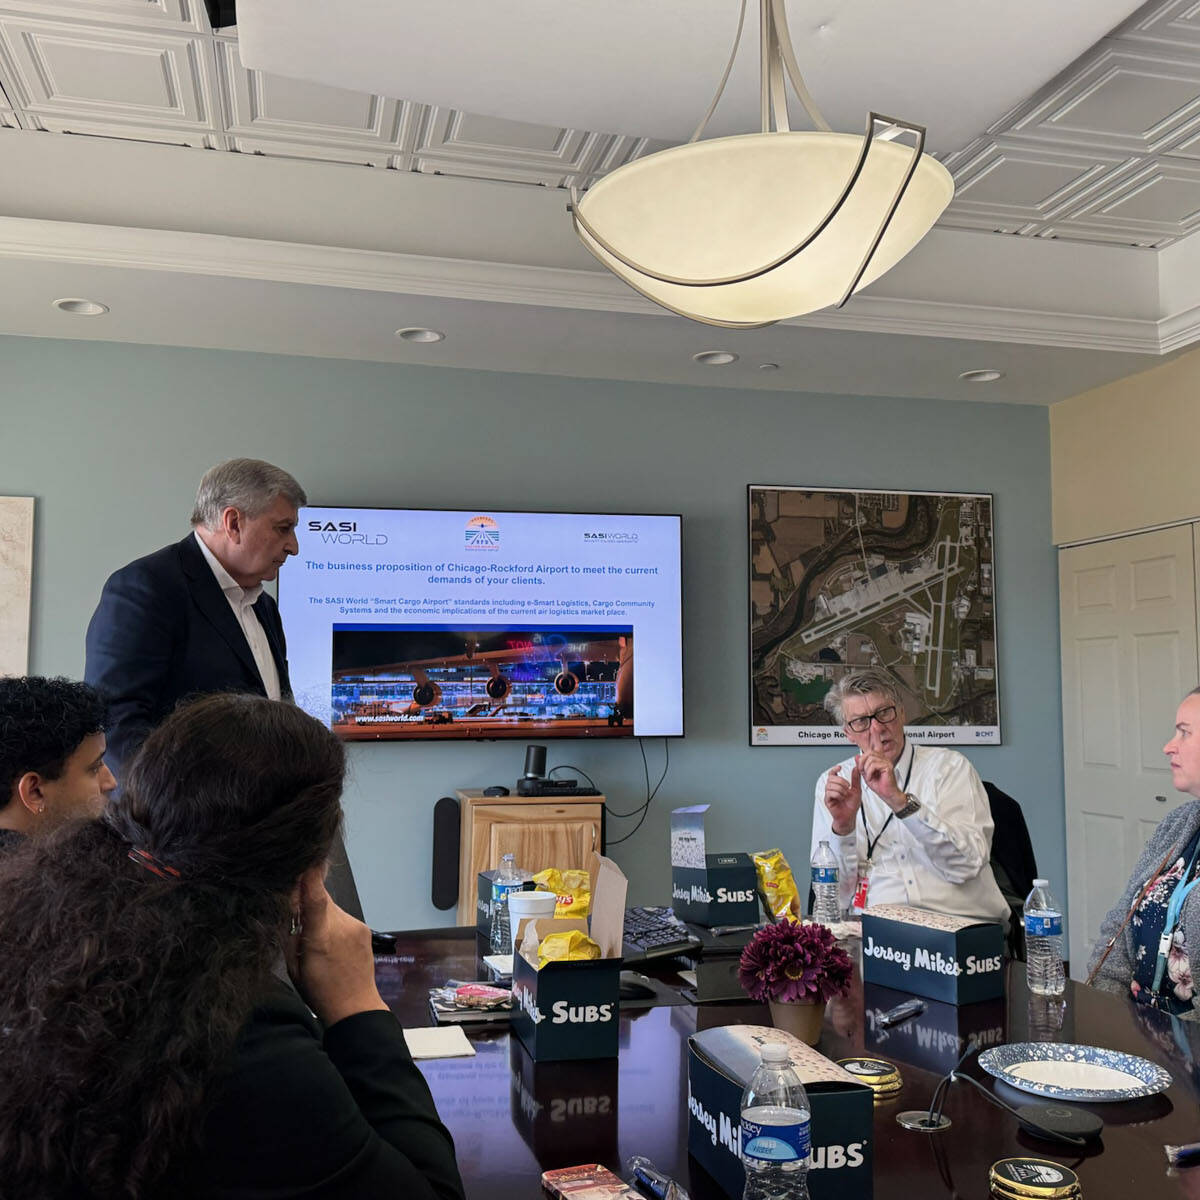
758,362,780,371
692,350,738,365
395,327,445,343
958,369,1004,383
53,298,108,316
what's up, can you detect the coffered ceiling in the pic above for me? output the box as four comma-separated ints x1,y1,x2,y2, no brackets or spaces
1,0,1199,403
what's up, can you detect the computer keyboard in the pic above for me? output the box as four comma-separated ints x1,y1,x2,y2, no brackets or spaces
622,905,701,962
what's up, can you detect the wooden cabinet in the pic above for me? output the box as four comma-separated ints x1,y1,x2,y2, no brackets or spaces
455,790,605,923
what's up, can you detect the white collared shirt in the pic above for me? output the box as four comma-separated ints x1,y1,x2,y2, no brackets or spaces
193,531,282,701
811,740,1010,924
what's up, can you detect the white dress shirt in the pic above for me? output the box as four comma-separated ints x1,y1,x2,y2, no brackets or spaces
811,740,1010,924
193,532,282,701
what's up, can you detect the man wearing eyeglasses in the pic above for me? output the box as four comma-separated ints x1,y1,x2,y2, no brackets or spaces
810,668,1009,924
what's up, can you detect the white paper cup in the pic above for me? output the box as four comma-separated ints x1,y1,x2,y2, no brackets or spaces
507,890,559,952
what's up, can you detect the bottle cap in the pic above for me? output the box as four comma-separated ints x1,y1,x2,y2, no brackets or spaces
1032,878,1048,888
760,1043,791,1063
989,1158,1080,1198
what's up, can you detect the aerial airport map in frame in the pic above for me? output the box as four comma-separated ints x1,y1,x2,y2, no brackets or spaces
749,485,1000,746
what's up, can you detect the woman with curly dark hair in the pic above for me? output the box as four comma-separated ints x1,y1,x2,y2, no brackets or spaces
0,693,465,1200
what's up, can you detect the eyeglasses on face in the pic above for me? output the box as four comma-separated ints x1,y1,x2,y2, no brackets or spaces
845,704,898,733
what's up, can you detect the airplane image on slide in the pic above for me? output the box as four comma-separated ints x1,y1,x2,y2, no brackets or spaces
329,625,634,741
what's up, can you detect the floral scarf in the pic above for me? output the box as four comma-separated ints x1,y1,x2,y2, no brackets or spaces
1130,825,1200,1015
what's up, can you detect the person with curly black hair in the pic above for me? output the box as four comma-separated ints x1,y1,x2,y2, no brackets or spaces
0,675,114,849
0,693,464,1200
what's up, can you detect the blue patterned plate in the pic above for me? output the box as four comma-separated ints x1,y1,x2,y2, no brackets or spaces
978,1042,1172,1101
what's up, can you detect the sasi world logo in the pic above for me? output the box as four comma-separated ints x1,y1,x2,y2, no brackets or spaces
464,515,500,548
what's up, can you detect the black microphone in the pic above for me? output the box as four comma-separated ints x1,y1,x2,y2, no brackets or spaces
897,1046,1103,1147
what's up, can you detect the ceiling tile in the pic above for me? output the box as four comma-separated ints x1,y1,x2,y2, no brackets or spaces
946,140,1138,223
414,106,608,185
1118,0,1200,49
215,40,406,148
0,16,215,129
0,1,203,33
1054,157,1200,238
1006,45,1200,156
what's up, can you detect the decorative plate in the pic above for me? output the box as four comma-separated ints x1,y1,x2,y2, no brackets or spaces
978,1042,1172,1101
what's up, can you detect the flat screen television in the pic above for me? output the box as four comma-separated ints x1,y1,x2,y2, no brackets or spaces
279,507,684,741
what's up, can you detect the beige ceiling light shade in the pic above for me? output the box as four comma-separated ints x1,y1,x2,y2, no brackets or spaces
571,0,954,329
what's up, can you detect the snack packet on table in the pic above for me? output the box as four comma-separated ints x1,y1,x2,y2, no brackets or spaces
753,848,802,921
531,867,592,918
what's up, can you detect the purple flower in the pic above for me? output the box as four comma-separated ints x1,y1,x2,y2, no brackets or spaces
738,920,853,1004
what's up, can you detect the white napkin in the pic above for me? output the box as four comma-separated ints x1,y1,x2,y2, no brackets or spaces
403,1025,476,1059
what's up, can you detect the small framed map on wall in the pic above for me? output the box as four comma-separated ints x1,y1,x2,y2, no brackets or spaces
749,485,1000,746
0,497,34,676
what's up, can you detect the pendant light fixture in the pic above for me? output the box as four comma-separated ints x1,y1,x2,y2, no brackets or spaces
570,0,954,329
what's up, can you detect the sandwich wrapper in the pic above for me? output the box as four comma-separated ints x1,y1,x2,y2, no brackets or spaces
510,853,627,1061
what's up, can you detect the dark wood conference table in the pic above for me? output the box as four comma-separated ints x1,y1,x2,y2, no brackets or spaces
375,928,1200,1200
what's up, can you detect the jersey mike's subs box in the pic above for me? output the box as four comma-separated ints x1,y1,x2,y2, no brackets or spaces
860,904,1004,1005
510,853,626,1061
687,1025,873,1200
670,806,759,927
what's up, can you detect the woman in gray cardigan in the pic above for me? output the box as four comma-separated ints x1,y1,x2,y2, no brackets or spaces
1089,688,1200,1016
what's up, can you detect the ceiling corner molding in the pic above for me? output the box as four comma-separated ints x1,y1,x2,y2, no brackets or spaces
1157,301,1200,354
0,215,1174,355
797,293,1161,353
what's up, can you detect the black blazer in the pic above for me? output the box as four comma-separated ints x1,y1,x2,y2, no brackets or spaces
193,985,465,1200
85,534,291,774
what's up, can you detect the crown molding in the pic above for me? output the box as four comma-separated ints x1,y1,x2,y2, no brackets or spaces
803,295,1159,353
0,214,1172,354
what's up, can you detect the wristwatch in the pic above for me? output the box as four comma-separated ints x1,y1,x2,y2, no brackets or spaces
894,793,921,819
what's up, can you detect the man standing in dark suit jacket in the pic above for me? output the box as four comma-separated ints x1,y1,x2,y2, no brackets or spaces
85,459,366,920
85,458,305,776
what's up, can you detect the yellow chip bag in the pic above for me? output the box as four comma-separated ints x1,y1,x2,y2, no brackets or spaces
753,848,802,921
531,867,592,918
537,930,601,969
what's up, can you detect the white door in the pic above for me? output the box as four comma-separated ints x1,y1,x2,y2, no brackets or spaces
1059,525,1198,977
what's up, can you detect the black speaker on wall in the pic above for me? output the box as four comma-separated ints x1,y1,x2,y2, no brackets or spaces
431,796,460,911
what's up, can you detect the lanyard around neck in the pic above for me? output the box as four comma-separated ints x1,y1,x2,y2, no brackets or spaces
1151,836,1200,994
859,745,915,862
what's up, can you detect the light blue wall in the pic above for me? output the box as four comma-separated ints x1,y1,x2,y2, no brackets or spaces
1,334,1063,929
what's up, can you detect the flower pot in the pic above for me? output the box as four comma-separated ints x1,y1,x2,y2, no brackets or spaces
768,998,826,1045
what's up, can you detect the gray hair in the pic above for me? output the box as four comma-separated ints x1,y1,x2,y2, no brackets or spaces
823,668,902,723
190,459,307,529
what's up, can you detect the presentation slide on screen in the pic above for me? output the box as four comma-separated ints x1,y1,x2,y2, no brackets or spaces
279,508,684,740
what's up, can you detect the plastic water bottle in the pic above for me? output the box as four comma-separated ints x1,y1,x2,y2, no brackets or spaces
810,840,840,926
740,1043,811,1200
1024,878,1066,996
489,853,527,954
